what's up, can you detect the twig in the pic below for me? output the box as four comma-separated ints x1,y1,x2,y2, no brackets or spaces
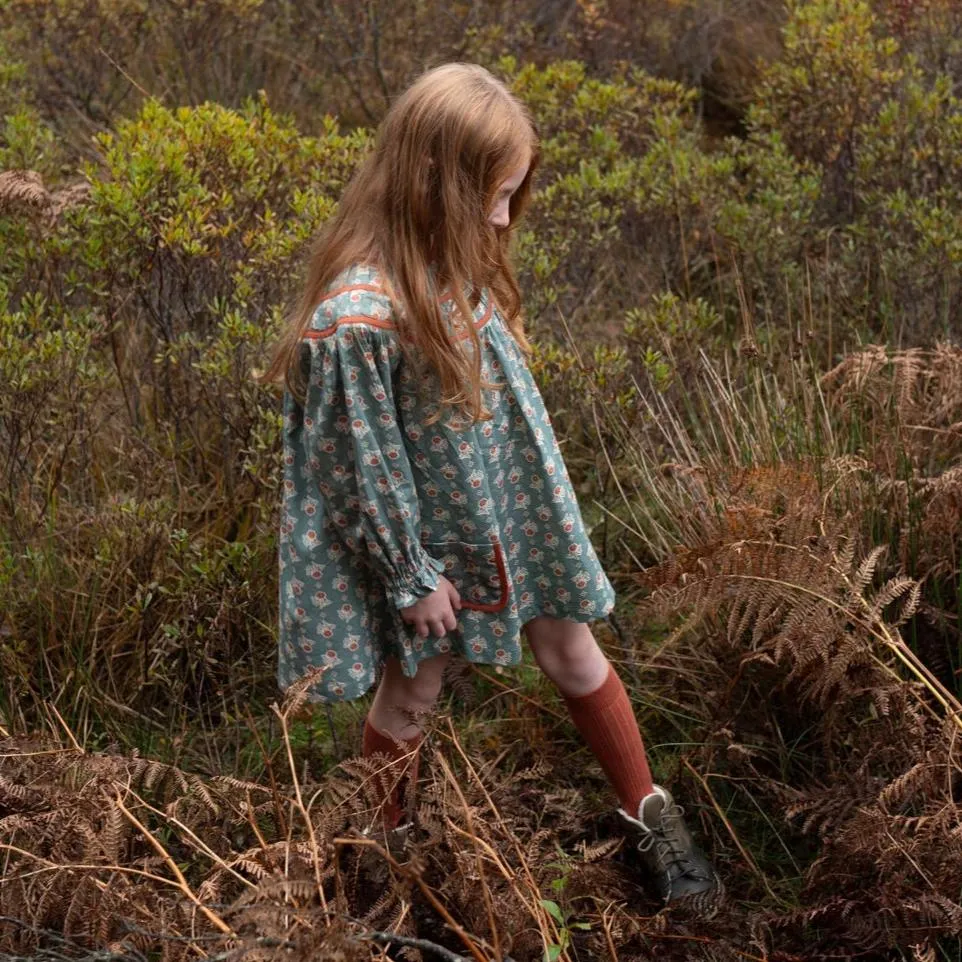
242,704,288,837
362,930,468,962
353,919,521,962
45,703,83,753
599,901,621,962
113,792,234,935
441,719,561,950
434,751,503,961
441,819,517,883
95,44,155,100
0,842,222,913
334,835,490,962
468,664,566,721
271,699,331,920
113,784,257,892
680,760,786,907
244,787,274,858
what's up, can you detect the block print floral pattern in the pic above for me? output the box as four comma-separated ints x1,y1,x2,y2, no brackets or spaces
278,264,615,702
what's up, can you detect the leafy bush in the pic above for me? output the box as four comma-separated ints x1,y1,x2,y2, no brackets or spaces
0,97,370,728
1,3,961,957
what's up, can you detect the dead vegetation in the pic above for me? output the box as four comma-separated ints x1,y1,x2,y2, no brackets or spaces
0,680,738,962
1,399,960,959
2,1,962,958
0,170,90,224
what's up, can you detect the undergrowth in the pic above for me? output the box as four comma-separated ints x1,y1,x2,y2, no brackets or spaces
1,0,962,959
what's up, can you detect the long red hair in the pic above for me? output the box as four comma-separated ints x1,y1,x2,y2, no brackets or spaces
259,62,540,423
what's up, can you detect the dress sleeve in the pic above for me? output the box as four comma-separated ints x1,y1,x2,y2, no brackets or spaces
300,318,444,610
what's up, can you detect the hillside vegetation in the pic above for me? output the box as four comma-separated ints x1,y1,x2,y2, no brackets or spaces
0,1,961,959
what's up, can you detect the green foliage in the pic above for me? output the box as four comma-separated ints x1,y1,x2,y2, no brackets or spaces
0,31,27,114
540,855,593,961
1,6,962,956
0,95,370,728
744,0,962,343
4,13,961,731
0,108,62,175
0,291,104,535
86,95,367,331
506,58,704,319
751,0,903,177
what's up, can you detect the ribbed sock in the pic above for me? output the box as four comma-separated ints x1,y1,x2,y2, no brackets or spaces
362,718,422,829
562,664,655,815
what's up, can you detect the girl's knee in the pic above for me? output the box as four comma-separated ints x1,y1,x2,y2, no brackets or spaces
524,617,608,694
525,616,592,657
381,652,448,708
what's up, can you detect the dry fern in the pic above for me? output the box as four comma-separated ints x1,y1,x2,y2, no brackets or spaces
626,434,962,953
0,169,91,224
0,170,49,212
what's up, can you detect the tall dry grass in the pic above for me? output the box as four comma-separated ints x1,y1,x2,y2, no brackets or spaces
1,0,962,958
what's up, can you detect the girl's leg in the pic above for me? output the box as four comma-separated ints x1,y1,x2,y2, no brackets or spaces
524,616,654,812
525,616,719,901
363,652,450,827
368,652,450,741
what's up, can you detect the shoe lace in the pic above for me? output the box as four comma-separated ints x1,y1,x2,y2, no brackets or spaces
636,802,710,880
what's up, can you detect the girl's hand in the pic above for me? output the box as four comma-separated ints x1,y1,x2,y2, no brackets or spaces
400,575,462,639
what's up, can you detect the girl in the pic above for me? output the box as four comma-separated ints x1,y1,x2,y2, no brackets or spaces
260,63,718,903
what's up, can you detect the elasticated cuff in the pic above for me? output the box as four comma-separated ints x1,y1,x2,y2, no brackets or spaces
386,553,446,609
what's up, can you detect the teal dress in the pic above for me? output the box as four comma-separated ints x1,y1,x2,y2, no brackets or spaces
278,264,615,702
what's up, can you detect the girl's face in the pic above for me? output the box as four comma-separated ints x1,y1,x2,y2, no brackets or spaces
487,155,530,228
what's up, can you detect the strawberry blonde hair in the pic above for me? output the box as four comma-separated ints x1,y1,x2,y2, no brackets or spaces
259,62,540,423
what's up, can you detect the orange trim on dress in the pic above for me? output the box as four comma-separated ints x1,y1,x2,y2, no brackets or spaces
459,539,510,613
304,315,397,339
455,298,493,340
303,297,495,342
318,283,386,303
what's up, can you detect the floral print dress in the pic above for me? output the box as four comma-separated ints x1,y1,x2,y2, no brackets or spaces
278,264,615,702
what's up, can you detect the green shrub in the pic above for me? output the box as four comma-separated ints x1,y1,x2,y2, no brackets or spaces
0,96,370,727
0,7,961,956
747,0,962,343
506,58,704,321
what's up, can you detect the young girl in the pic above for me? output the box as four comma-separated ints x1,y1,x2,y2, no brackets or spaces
261,62,718,904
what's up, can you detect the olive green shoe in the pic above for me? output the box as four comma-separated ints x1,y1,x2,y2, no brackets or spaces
618,785,721,905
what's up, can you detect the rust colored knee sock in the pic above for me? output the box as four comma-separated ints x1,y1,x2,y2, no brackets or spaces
362,718,422,829
562,664,655,815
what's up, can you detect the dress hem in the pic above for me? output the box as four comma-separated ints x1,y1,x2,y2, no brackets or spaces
279,598,616,704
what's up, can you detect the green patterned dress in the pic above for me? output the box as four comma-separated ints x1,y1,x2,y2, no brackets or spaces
278,264,615,702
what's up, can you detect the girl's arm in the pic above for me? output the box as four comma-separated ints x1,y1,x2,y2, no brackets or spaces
300,320,444,610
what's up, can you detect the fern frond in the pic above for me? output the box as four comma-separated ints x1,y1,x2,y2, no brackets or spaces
0,774,35,808
0,170,51,213
577,837,622,862
850,545,887,598
865,576,918,623
210,774,274,794
360,886,402,926
278,666,329,720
